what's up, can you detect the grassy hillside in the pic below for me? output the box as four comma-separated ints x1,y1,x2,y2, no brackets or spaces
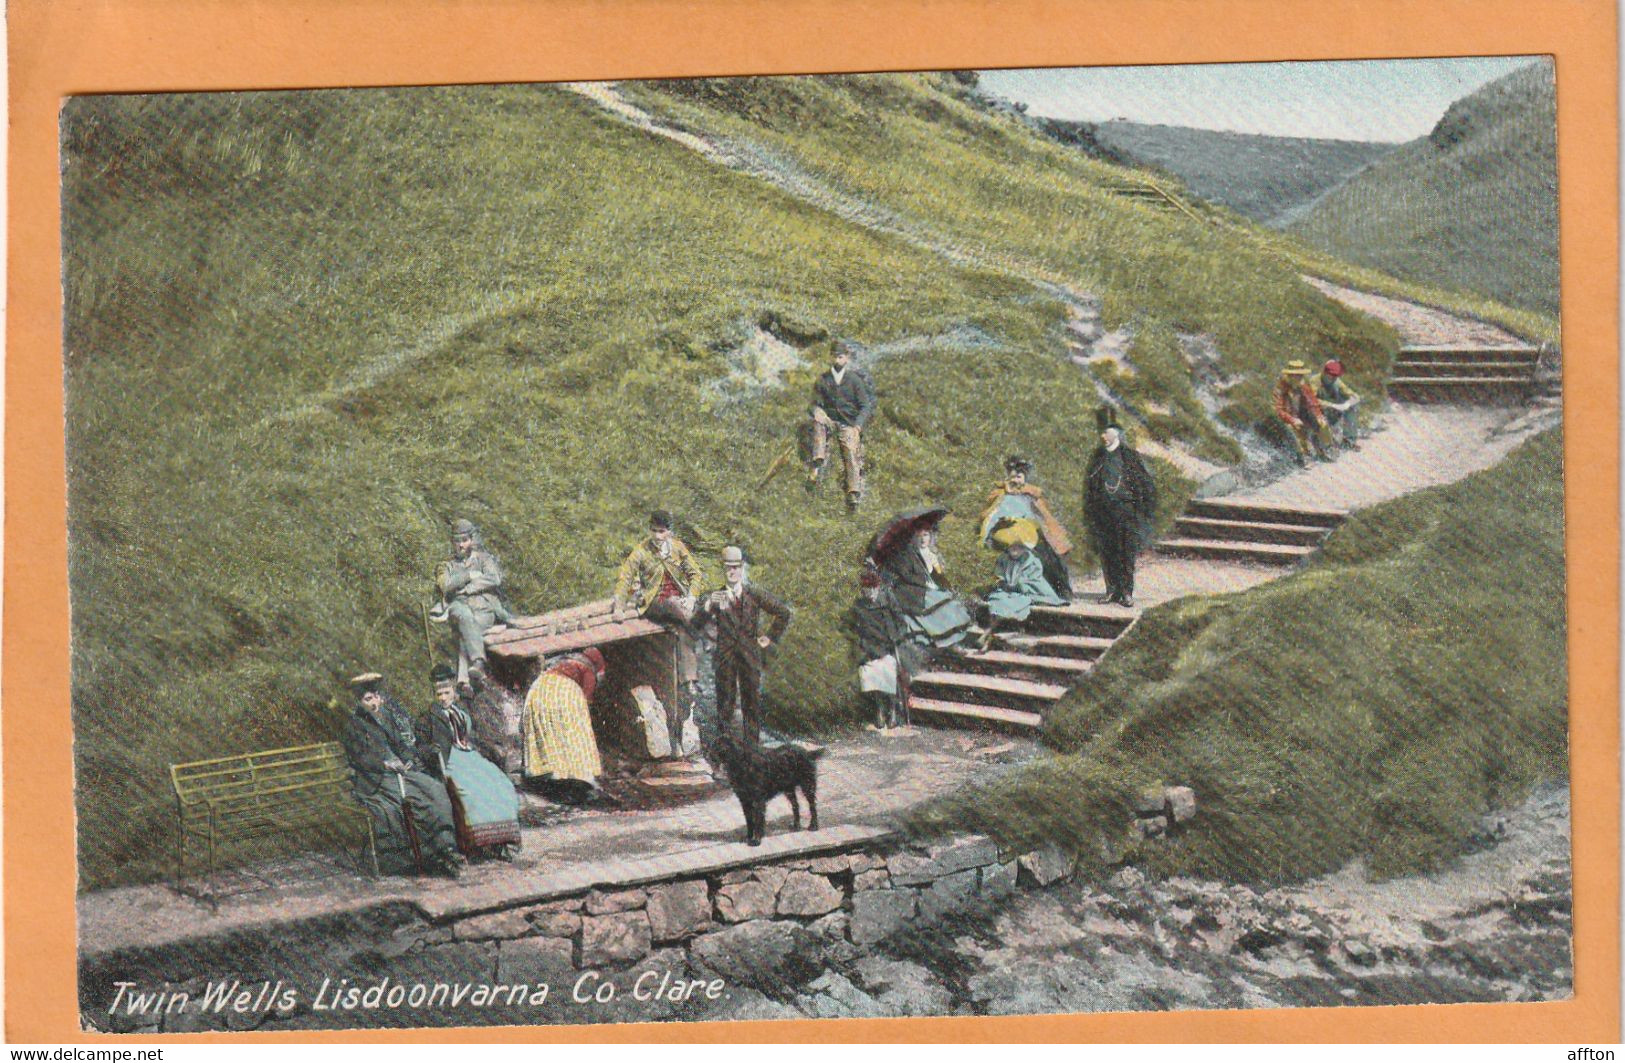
916,429,1567,883
1073,120,1393,225
66,76,1400,888
1287,61,1559,318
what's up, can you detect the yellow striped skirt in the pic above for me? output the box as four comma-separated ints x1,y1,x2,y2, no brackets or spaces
523,673,604,782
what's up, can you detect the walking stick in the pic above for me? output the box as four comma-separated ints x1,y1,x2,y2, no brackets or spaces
757,441,797,490
421,602,436,668
398,772,425,873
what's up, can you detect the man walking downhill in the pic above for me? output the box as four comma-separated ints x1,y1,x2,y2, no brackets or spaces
809,340,878,511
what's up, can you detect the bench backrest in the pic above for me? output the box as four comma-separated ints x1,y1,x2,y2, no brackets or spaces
170,742,354,834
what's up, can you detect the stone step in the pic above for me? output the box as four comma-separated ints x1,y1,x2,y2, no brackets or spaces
910,670,1070,709
906,696,1043,733
1027,601,1141,638
1398,344,1541,359
1154,538,1317,566
1181,497,1349,529
1392,359,1537,376
1172,515,1330,547
999,633,1117,659
1388,377,1534,404
950,647,1095,679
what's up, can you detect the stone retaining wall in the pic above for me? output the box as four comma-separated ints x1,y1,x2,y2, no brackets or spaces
82,833,1080,1032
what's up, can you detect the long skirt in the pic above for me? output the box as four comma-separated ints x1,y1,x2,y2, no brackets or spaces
903,587,974,647
524,672,604,782
355,772,458,875
444,747,521,847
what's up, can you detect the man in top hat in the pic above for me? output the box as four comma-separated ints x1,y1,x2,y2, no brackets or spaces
614,510,708,702
436,518,517,686
1316,359,1362,452
1083,409,1158,608
699,545,793,744
1273,359,1332,466
808,339,878,510
343,672,463,877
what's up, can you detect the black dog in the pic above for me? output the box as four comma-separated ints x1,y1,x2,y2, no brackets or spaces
715,734,823,846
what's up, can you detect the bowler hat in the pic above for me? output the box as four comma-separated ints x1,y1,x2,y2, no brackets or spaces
649,510,674,530
430,663,457,684
721,545,747,564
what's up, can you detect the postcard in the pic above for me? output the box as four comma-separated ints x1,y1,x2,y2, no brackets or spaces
7,0,1619,1045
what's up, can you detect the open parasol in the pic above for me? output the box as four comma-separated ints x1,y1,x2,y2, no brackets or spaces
865,506,949,567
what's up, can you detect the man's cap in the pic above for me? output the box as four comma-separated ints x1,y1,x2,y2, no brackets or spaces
452,519,476,537
721,545,746,564
833,339,856,358
349,672,384,695
649,510,674,530
1004,455,1034,475
1284,359,1310,375
430,663,457,684
1322,359,1345,377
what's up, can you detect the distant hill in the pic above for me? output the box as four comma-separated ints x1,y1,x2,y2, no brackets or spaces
1036,118,1394,224
1287,62,1558,317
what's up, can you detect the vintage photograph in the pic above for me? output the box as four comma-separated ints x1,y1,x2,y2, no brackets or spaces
64,58,1568,1031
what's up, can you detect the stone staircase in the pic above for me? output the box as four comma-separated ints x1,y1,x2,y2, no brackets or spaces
1154,498,1349,566
1387,344,1542,404
907,600,1139,734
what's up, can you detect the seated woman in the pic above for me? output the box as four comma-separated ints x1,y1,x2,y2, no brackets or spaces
419,664,522,858
343,672,463,877
522,647,610,805
978,518,1067,649
979,455,1073,602
885,526,974,650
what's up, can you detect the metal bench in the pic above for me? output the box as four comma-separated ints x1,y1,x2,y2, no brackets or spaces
170,742,377,880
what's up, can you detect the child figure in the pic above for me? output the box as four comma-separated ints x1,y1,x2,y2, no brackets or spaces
850,564,912,732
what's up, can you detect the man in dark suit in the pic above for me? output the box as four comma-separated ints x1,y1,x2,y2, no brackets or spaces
1084,410,1159,608
808,340,878,510
700,545,794,744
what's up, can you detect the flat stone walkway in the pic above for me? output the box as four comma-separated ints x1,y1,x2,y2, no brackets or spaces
78,727,1031,959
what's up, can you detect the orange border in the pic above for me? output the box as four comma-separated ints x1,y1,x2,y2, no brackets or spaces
7,0,1618,1044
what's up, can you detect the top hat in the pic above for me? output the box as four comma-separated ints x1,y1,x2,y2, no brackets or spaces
1095,407,1121,430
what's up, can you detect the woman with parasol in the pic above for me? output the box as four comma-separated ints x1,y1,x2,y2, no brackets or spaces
868,507,974,651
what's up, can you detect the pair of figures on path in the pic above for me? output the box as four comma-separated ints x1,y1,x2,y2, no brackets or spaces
343,668,521,877
614,511,793,747
1273,358,1363,466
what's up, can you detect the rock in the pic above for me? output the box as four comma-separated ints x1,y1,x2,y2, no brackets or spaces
453,908,534,941
983,860,1019,899
851,888,918,945
800,971,887,1018
1194,471,1239,499
689,920,805,986
497,936,576,982
751,865,791,894
715,881,777,923
854,957,956,1017
718,869,754,885
849,852,886,874
1165,786,1197,824
646,880,713,943
528,907,582,939
1341,938,1375,967
1136,816,1168,839
1132,788,1167,816
689,985,801,1023
579,911,652,967
1018,845,1074,887
854,869,891,891
920,867,980,921
889,835,1000,886
1109,866,1147,892
807,911,857,963
807,854,850,875
777,871,843,917
584,887,647,915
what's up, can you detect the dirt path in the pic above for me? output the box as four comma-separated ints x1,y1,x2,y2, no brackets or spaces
1304,277,1527,346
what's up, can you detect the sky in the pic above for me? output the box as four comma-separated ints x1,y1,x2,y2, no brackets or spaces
977,57,1543,143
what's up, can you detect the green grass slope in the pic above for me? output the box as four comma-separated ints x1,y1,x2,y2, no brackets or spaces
916,429,1567,883
1287,61,1559,318
1078,120,1394,225
67,76,1396,888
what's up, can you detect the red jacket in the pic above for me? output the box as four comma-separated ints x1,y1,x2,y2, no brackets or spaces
1273,375,1324,427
